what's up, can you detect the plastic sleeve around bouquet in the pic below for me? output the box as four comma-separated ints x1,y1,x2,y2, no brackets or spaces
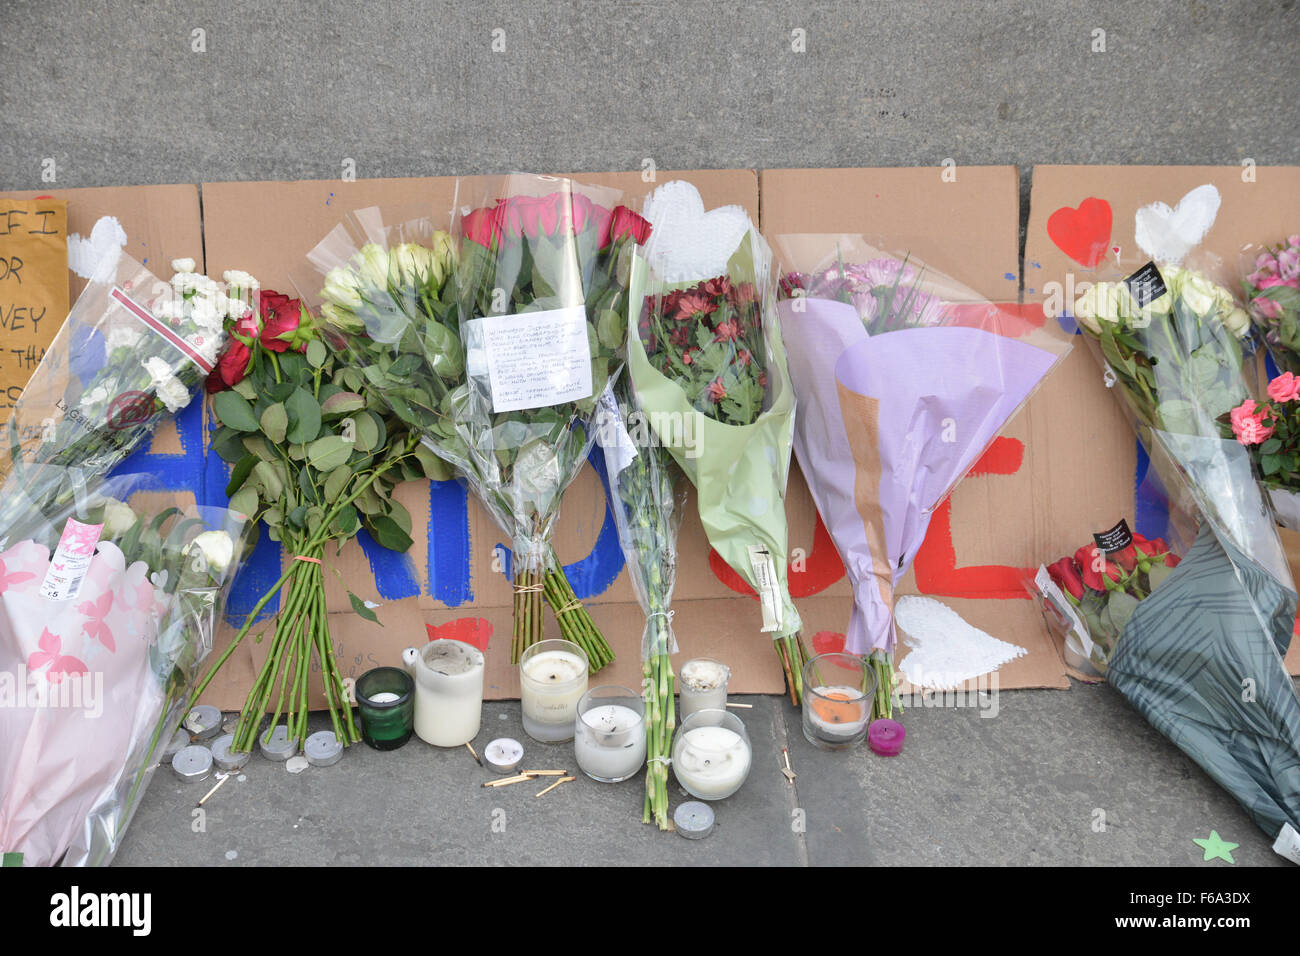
1069,258,1300,840
626,228,802,642
596,383,684,659
0,470,249,866
773,234,1071,657
0,250,234,544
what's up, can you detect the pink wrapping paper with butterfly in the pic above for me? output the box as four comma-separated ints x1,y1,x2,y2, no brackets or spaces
0,473,247,866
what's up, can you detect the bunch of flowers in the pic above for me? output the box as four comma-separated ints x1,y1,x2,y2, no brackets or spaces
639,275,766,425
781,256,944,333
1044,530,1181,673
315,183,650,671
1242,235,1300,374
0,256,251,547
1226,371,1300,528
191,288,436,754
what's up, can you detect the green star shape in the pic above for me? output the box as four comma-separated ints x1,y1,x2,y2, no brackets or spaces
1193,831,1238,864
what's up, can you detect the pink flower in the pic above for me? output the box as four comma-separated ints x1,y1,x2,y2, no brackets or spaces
1230,399,1275,446
706,379,726,403
1258,274,1299,291
1253,296,1283,320
1268,372,1300,403
1278,248,1300,281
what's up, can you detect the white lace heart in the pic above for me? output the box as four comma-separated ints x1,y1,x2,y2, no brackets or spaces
67,215,128,283
1134,183,1220,265
640,180,751,282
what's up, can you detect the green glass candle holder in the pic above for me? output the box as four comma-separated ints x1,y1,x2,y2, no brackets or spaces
356,667,415,751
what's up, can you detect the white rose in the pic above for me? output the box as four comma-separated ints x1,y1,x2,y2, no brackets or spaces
355,244,392,288
188,530,234,574
171,257,197,274
1072,284,1103,334
1074,282,1133,333
322,268,364,310
395,243,433,283
101,499,137,537
1224,306,1252,338
1173,269,1219,316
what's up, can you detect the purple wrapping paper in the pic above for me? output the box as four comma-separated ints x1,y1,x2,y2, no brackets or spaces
778,297,1059,655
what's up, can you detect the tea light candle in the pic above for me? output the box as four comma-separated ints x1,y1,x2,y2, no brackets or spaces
574,687,646,783
805,685,870,738
485,737,524,774
404,640,485,747
672,711,752,801
369,692,401,704
678,658,730,719
519,640,589,743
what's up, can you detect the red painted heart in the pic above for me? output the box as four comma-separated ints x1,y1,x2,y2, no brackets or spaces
426,617,493,651
811,631,846,655
1047,198,1112,268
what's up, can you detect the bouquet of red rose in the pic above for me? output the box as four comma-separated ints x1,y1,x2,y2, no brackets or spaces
1035,526,1181,675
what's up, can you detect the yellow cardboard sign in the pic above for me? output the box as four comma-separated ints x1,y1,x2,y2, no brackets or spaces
0,199,68,419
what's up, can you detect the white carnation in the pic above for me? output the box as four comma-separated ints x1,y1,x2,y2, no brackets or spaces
155,298,183,321
157,375,192,413
106,325,143,350
171,272,198,293
171,257,197,274
222,270,260,292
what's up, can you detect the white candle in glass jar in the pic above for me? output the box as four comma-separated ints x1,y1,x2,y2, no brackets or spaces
805,685,870,739
520,646,588,743
678,658,730,718
575,704,646,782
405,640,485,747
673,726,751,800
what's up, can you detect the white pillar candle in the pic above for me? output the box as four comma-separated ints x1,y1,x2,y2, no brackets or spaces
673,726,752,800
805,685,870,739
520,646,588,743
678,658,730,719
575,704,646,782
406,639,485,747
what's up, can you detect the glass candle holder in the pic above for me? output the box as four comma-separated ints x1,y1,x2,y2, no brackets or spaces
672,709,752,801
519,639,589,743
574,685,646,783
801,653,876,751
402,639,485,747
356,666,415,751
677,658,730,720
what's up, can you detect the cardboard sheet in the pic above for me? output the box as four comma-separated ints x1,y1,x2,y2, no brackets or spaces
0,198,67,420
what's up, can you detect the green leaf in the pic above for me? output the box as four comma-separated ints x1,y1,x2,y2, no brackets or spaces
213,391,260,432
368,514,413,552
348,591,382,625
251,460,285,500
350,411,382,453
1261,438,1283,455
306,339,328,368
225,454,258,498
597,308,626,351
285,388,322,444
228,486,259,520
260,403,288,444
211,428,248,464
307,435,353,472
321,392,365,416
331,504,359,536
324,464,353,502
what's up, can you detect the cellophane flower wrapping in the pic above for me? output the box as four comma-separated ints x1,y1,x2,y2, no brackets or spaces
774,234,1070,714
0,250,247,546
626,183,805,695
1066,257,1300,841
0,470,248,866
1241,234,1300,375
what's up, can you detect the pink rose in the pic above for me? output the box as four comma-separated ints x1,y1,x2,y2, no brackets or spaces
1258,274,1299,291
1278,248,1300,281
1267,372,1300,403
1229,399,1275,446
1253,296,1283,320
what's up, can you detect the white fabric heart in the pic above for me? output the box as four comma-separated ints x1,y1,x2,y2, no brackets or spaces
1134,183,1220,265
640,180,751,282
67,215,127,283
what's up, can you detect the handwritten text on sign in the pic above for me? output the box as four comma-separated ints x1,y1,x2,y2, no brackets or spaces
0,199,68,416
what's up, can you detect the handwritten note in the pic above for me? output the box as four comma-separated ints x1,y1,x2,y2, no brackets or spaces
0,199,68,420
475,305,593,412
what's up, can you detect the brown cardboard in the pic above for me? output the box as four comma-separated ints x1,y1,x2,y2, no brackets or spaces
762,166,1071,691
198,171,804,709
1026,165,1300,677
0,198,67,420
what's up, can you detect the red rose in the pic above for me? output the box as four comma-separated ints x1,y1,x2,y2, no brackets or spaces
1165,553,1181,569
604,206,652,249
1047,557,1085,601
259,291,303,353
207,339,252,393
462,206,501,247
569,194,599,234
1074,543,1122,592
495,198,526,240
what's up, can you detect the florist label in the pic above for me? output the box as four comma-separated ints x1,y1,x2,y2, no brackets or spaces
747,544,783,633
39,517,103,602
473,305,592,413
1124,261,1168,308
1093,518,1134,554
0,199,68,420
